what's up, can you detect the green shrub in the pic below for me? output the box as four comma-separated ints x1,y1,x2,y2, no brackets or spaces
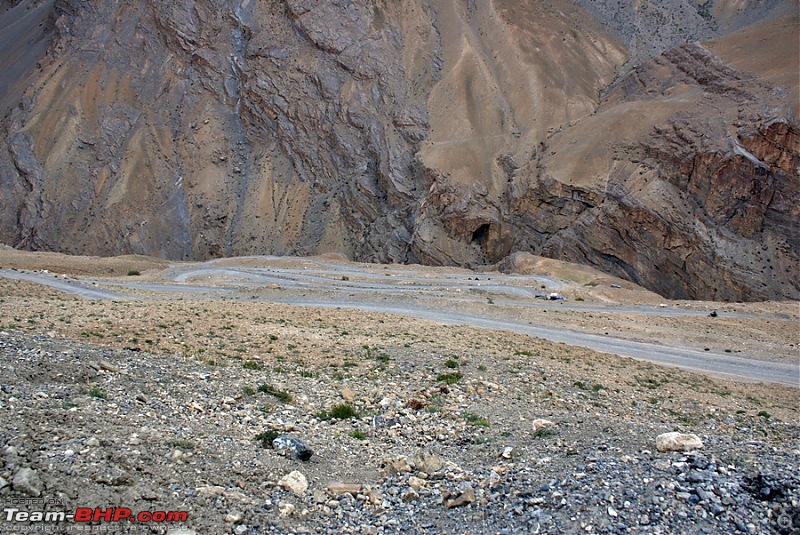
437,372,462,385
316,403,359,420
254,430,280,448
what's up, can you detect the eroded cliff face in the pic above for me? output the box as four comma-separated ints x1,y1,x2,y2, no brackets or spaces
512,32,800,301
0,0,797,301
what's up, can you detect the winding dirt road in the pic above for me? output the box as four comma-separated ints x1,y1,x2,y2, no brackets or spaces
2,258,798,387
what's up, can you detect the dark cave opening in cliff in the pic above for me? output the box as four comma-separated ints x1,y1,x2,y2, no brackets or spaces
472,223,491,246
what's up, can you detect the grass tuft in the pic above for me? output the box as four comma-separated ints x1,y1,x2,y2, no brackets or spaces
464,412,490,427
315,403,359,420
87,386,107,400
258,383,292,402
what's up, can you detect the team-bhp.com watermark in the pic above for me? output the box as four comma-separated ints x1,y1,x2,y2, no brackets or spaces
3,498,188,532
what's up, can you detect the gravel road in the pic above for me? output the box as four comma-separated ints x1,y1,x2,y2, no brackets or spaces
2,259,797,387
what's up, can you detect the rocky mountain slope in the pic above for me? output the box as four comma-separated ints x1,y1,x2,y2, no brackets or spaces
0,0,797,301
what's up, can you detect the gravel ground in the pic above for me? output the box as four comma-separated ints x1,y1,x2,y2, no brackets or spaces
1,323,798,534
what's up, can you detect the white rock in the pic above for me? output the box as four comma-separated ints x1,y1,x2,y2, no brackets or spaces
278,503,296,517
224,510,243,523
655,432,703,452
279,471,309,496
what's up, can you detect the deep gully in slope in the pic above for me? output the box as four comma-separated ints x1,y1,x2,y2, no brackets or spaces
224,0,254,257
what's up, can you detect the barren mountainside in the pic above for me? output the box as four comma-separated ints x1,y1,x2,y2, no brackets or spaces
0,0,797,301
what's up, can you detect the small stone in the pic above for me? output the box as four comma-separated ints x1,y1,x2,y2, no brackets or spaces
196,485,225,497
0,476,8,489
64,449,75,457
501,447,514,460
278,503,295,518
402,488,419,502
416,454,444,474
98,360,121,373
85,437,100,447
326,482,362,496
654,460,671,471
696,487,712,502
341,387,355,402
655,432,703,452
372,415,400,429
233,525,248,535
279,471,309,496
368,489,383,505
445,487,475,508
532,419,555,431
408,476,425,490
224,510,243,523
166,530,198,535
13,468,42,497
272,436,313,461
380,456,410,475
608,506,618,517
